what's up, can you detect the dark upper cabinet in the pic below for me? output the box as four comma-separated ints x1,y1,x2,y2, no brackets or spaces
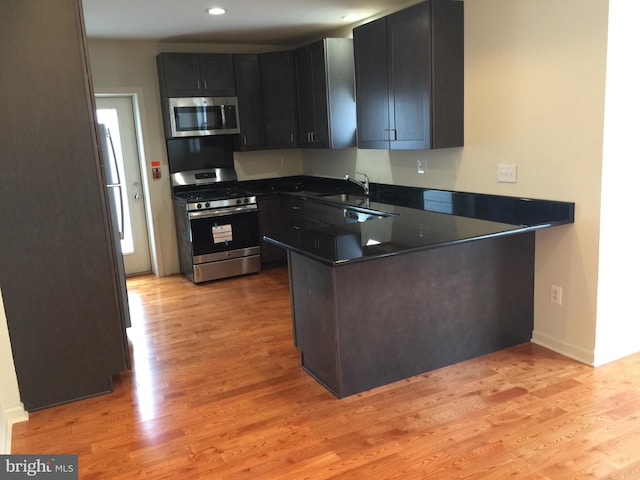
353,0,464,150
157,52,236,98
233,54,266,151
295,39,356,149
260,51,299,149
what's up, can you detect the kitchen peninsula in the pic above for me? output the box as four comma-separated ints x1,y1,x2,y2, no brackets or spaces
264,183,574,398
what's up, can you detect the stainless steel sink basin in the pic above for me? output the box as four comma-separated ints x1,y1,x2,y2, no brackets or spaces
343,209,387,223
317,193,395,222
320,193,371,208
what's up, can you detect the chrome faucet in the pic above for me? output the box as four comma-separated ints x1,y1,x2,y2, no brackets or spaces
344,172,370,196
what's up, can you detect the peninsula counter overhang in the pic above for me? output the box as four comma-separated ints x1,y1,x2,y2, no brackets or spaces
263,187,574,266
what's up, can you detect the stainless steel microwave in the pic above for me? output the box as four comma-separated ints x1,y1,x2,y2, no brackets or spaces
163,97,241,138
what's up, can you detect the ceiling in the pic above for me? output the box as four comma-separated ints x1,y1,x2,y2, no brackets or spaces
82,0,412,46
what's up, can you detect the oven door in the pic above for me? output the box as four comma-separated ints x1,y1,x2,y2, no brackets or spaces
188,205,259,263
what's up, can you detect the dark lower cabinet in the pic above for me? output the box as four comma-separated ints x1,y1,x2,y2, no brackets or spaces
354,0,464,150
0,0,130,411
257,196,287,264
289,232,535,398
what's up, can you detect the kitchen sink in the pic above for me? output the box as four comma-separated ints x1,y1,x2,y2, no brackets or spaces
320,193,372,208
343,209,388,223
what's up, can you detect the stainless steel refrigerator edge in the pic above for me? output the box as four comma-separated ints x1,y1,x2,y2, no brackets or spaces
98,124,132,329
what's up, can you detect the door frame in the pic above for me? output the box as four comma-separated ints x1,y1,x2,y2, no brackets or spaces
95,89,159,276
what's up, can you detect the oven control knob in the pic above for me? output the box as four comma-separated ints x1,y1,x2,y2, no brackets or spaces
236,199,242,205
205,202,210,208
196,203,202,209
243,198,249,204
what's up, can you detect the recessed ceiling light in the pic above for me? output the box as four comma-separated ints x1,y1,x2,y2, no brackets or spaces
341,14,362,22
207,7,226,15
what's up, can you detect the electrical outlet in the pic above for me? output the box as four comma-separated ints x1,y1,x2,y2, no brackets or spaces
497,164,517,183
417,159,426,174
550,285,563,305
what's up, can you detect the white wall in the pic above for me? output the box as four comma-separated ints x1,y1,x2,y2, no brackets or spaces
595,0,640,366
0,288,28,453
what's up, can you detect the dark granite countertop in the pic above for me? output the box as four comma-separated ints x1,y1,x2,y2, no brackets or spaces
244,176,575,266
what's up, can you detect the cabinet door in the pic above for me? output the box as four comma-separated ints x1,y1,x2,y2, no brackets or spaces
283,197,305,231
199,53,236,96
354,17,391,149
260,51,298,149
304,201,346,228
233,54,266,151
295,46,315,148
157,53,201,97
295,42,329,148
257,196,287,264
387,1,432,150
308,41,330,147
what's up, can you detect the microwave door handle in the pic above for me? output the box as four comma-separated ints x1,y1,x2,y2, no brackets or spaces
220,104,227,129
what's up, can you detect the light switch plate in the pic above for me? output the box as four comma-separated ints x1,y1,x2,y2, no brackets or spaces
497,164,517,183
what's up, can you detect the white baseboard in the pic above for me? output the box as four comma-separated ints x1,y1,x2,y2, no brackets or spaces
1,405,28,454
532,330,595,366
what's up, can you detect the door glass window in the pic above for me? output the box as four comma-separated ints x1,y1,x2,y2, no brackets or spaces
96,108,134,254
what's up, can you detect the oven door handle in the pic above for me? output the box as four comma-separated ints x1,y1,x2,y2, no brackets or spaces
188,204,257,219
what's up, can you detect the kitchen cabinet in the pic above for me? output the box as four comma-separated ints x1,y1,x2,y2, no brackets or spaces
157,52,236,98
1,0,130,411
303,200,346,229
294,39,356,149
283,197,306,231
260,51,298,149
353,0,464,150
233,54,266,151
257,195,287,264
283,232,534,397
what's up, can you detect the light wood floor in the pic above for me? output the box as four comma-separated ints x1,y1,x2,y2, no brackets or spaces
11,266,640,479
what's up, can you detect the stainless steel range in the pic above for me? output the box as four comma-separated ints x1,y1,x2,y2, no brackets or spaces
168,137,260,283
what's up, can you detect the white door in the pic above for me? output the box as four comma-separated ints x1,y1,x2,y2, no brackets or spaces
96,96,152,275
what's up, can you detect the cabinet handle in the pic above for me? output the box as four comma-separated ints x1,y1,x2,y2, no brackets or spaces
291,205,300,210
290,133,295,143
383,129,397,141
196,80,201,90
203,80,208,90
243,136,248,145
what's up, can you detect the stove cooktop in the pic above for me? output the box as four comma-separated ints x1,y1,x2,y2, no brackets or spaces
173,185,257,212
176,187,251,202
